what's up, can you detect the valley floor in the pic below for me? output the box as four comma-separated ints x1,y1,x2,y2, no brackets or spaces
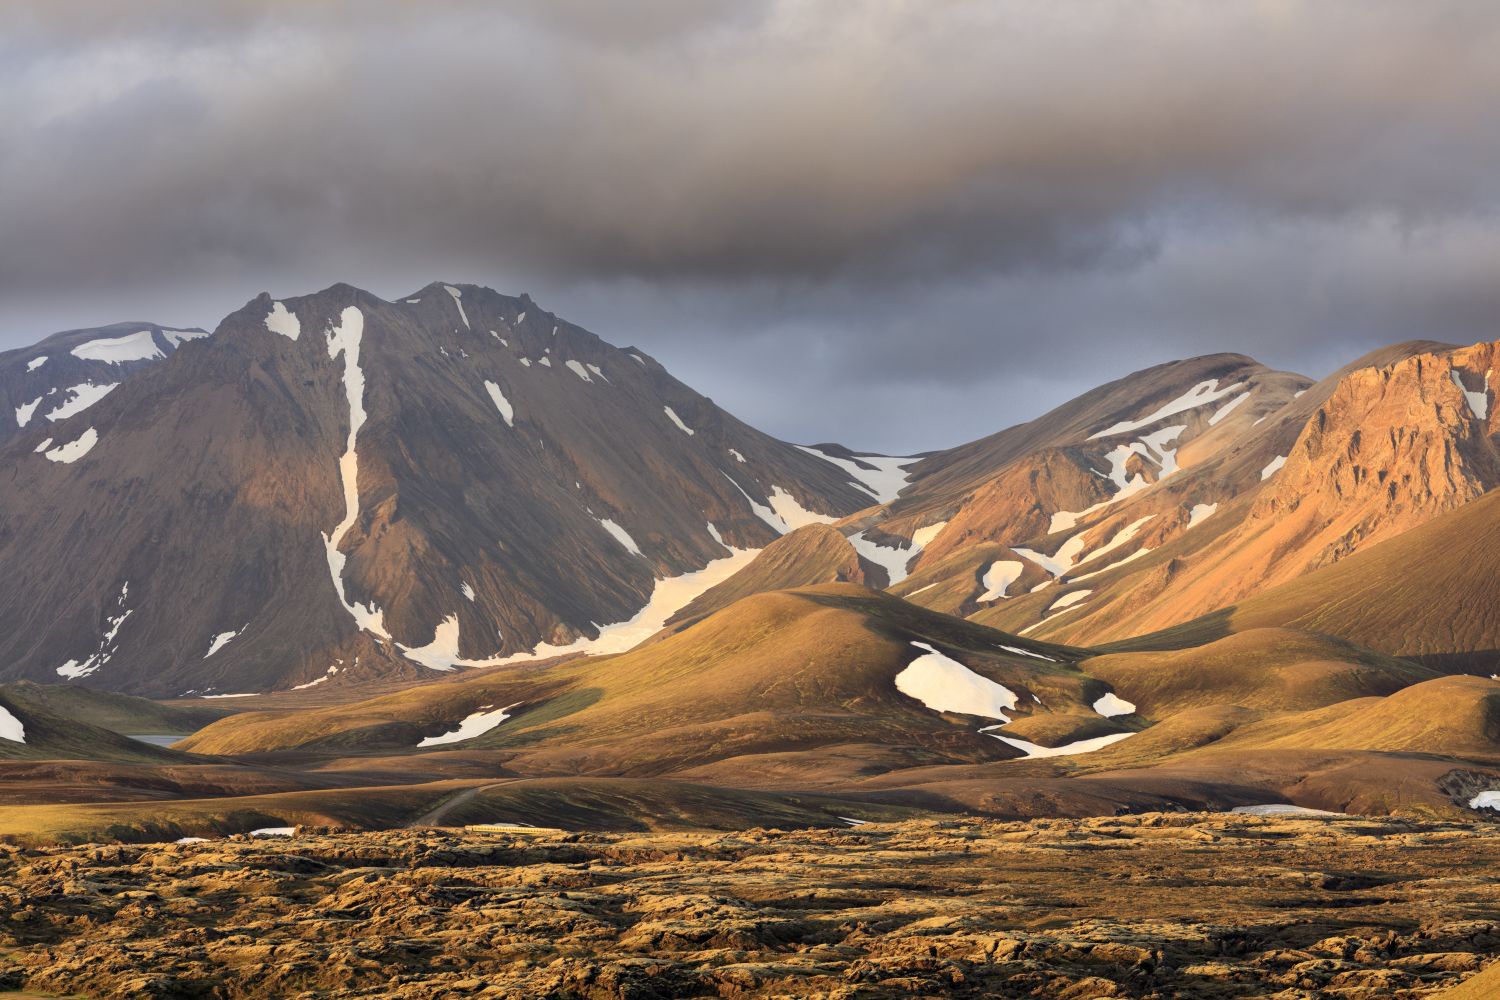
2,815,1498,999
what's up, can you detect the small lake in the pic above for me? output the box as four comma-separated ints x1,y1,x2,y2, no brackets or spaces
129,734,184,747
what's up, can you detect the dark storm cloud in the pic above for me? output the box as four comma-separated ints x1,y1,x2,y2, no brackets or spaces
4,1,1500,451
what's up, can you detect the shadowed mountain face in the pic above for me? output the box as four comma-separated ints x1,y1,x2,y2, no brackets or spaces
0,283,879,695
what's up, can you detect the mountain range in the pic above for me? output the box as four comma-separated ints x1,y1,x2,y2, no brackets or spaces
3,280,1500,840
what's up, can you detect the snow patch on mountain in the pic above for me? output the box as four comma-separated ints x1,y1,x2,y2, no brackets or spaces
1093,692,1136,717
265,302,301,340
417,702,523,747
321,307,388,638
1187,502,1218,528
768,487,836,530
56,582,131,679
45,382,117,421
597,517,643,556
895,641,1018,722
1089,379,1244,439
70,330,164,363
25,356,47,372
0,704,24,743
1261,455,1287,480
796,446,918,504
978,560,1023,601
663,406,694,434
161,328,209,347
203,628,243,659
484,380,514,427
44,427,98,463
15,396,42,427
565,359,594,382
1451,369,1490,420
444,285,470,329
990,731,1133,758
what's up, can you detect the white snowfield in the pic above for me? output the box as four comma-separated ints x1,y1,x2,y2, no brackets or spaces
1451,369,1491,420
895,641,1018,722
565,359,594,382
411,537,764,671
417,702,523,747
1047,590,1092,613
45,382,117,421
1208,390,1251,425
847,520,947,587
978,560,1023,601
1230,804,1345,817
444,285,470,329
766,486,836,531
1088,379,1244,439
728,448,746,463
44,427,98,464
0,703,25,743
1187,502,1218,528
663,406,694,434
461,582,476,601
70,330,163,363
484,380,514,427
1050,425,1185,533
990,731,1133,759
265,301,301,340
26,356,47,371
321,307,389,638
597,517,643,556
1468,790,1500,811
1093,692,1136,717
15,396,42,427
1261,455,1287,480
999,644,1054,661
161,329,208,347
796,446,919,504
203,629,241,658
57,582,131,679
1070,515,1154,573
250,827,296,837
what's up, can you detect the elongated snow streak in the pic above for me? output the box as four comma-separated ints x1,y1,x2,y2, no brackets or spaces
444,285,469,329
990,732,1133,758
1467,790,1500,811
1231,803,1345,817
15,396,42,427
406,542,765,670
484,380,514,426
203,628,242,658
895,641,1018,722
597,517,643,556
321,307,388,637
26,356,47,371
1089,379,1243,439
663,405,694,434
417,702,523,747
1208,391,1251,425
0,704,25,743
1261,455,1287,480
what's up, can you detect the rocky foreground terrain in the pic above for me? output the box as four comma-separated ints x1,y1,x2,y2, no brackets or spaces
2,815,1498,999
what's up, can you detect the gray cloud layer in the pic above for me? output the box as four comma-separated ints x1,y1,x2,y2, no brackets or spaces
4,1,1500,451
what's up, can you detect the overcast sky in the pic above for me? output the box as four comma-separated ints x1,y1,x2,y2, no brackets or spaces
4,1,1500,452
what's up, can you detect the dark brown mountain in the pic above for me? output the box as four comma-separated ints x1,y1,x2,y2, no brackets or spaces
0,283,877,696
